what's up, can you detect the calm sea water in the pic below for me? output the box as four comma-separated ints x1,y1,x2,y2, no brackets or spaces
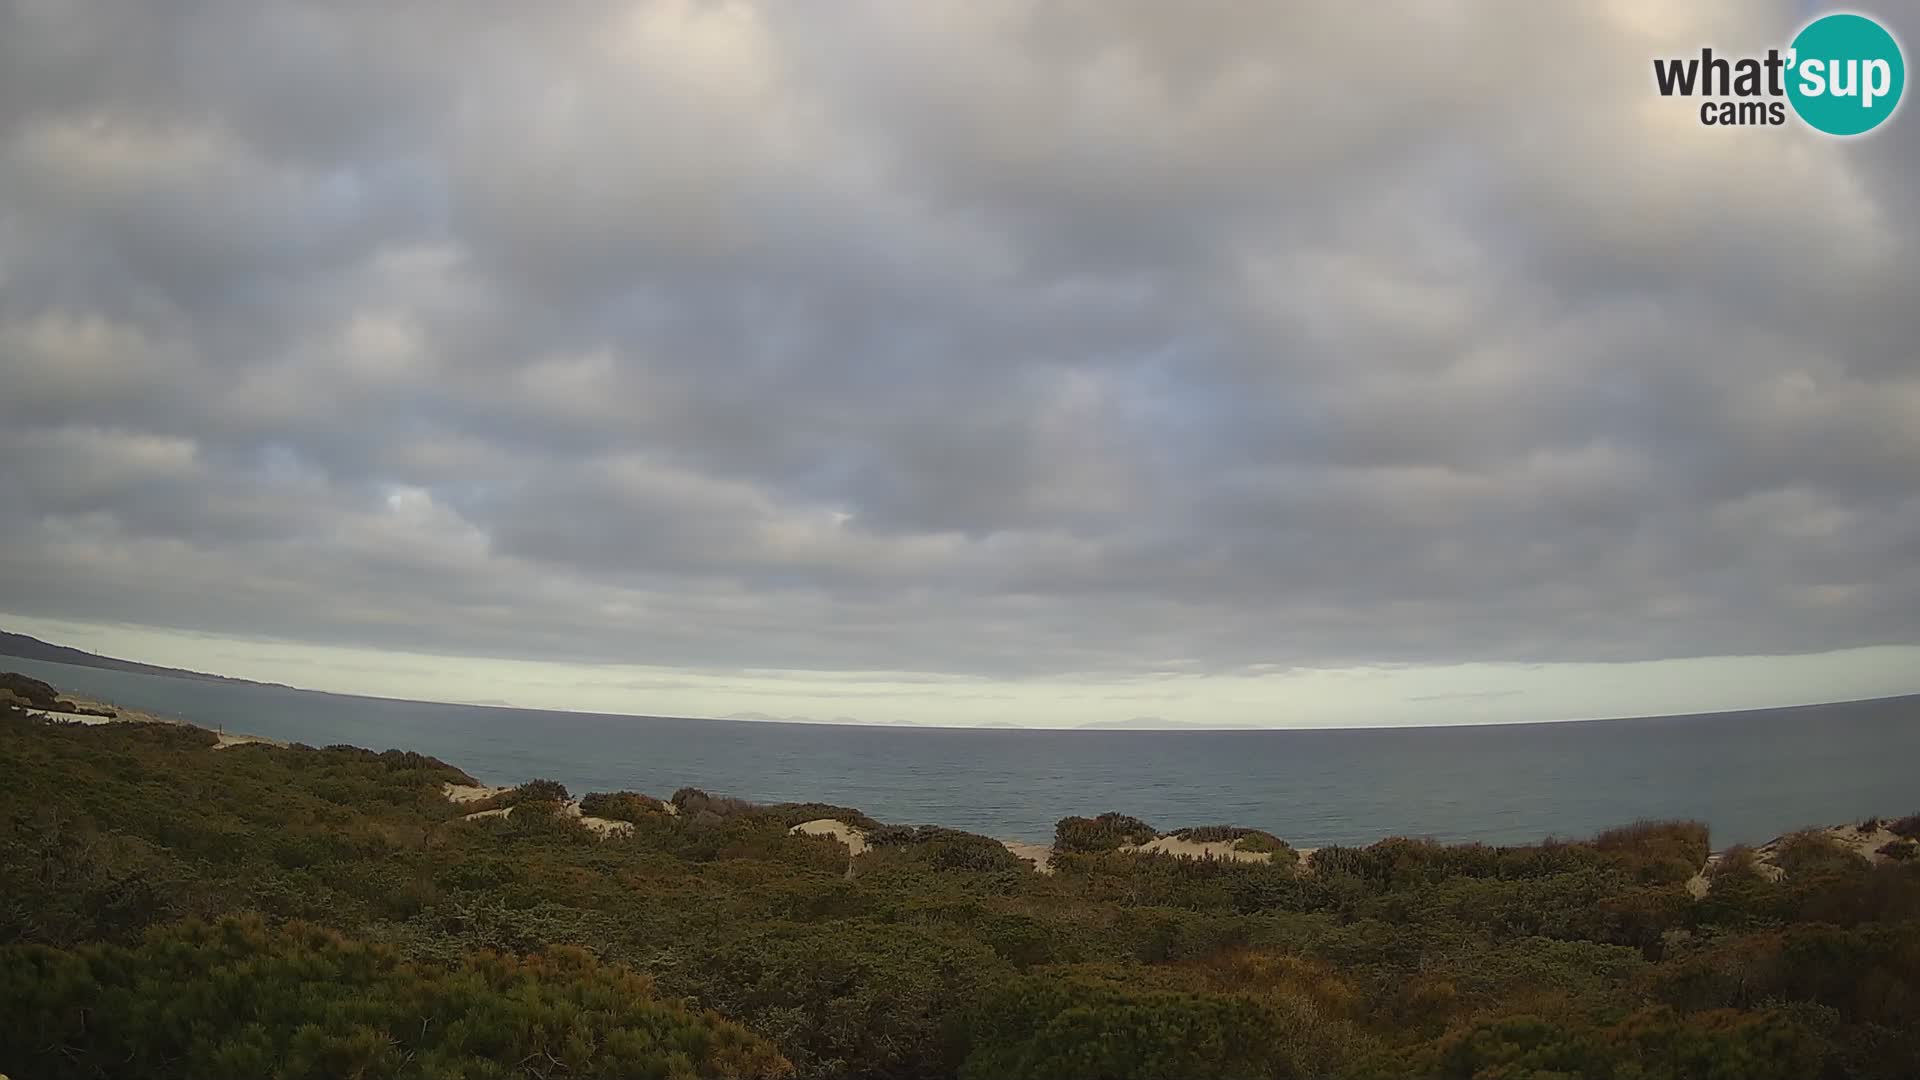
7,655,1916,847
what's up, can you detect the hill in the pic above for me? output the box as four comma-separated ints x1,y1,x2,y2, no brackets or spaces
0,629,289,688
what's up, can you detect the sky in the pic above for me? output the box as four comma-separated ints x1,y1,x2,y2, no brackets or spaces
1,1,1917,728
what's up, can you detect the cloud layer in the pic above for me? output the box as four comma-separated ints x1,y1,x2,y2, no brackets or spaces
3,1,1917,687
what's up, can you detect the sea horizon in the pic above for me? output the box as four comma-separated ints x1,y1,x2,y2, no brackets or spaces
7,653,1916,850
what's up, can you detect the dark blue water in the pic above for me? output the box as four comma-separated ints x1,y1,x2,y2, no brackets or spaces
8,655,1916,847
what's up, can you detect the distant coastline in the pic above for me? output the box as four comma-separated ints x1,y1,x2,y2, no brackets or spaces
0,630,294,690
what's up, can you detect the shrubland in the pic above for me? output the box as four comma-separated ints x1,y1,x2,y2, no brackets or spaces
2,701,1916,1079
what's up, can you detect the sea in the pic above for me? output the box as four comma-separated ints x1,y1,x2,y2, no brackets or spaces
6,655,1915,848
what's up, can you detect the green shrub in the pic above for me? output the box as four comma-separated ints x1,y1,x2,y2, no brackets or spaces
960,975,1343,1079
1591,819,1711,883
672,786,762,819
509,777,571,804
863,826,1026,873
1174,824,1252,844
1430,1006,1834,1080
1054,812,1158,854
762,802,883,831
1234,831,1288,854
0,915,791,1079
578,790,669,822
665,921,999,1080
1773,830,1868,878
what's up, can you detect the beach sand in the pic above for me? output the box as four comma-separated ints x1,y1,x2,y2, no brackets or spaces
26,696,287,749
1121,836,1274,864
791,818,869,855
787,820,1065,874
444,784,634,838
1001,840,1055,873
443,782,514,804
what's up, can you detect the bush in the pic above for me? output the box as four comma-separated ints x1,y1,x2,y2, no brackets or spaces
1877,840,1917,862
1054,812,1158,854
864,825,1025,872
1773,830,1867,878
1887,814,1920,839
1234,831,1288,854
960,975,1344,1080
1431,1006,1834,1080
665,921,999,1080
672,786,762,818
1174,824,1251,844
578,790,670,823
509,777,571,804
1708,844,1760,879
762,802,882,831
0,915,791,1079
1591,819,1710,883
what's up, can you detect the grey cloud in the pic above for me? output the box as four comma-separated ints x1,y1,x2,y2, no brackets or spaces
2,0,1917,682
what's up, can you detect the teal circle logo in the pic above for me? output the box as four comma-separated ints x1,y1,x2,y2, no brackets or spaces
1787,13,1905,136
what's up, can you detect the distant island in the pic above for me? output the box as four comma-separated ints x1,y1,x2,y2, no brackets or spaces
0,629,293,689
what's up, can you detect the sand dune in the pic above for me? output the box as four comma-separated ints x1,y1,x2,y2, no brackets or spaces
444,784,634,838
790,818,869,855
443,782,514,804
1121,836,1274,863
213,731,281,749
1001,840,1055,873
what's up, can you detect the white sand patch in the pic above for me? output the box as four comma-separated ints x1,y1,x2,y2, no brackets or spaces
213,731,282,749
558,798,634,837
30,709,121,726
1123,836,1274,863
1002,840,1055,874
1754,822,1908,866
443,782,514,804
459,797,633,838
1690,821,1906,897
791,818,869,855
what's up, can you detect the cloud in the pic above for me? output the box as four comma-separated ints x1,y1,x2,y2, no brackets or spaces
1,0,1916,698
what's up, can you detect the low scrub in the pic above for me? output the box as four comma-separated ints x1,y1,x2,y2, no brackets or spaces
1773,830,1868,878
0,915,792,1079
864,825,1024,872
577,790,670,823
508,777,571,805
1591,819,1710,883
1055,811,1158,854
1877,839,1917,862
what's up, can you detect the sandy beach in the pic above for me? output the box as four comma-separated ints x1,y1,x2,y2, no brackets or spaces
17,690,289,749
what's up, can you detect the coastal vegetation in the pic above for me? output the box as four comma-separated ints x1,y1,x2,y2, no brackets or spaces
2,699,1917,1078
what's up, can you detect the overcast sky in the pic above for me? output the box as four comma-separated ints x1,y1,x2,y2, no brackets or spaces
2,1,1916,727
